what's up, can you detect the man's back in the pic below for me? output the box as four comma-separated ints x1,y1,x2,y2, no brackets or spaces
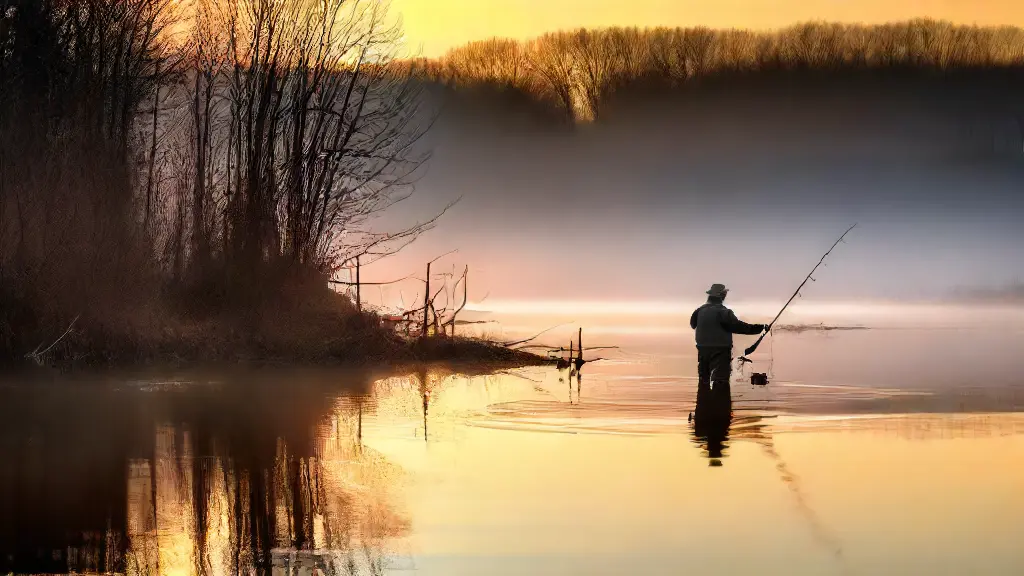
690,302,763,348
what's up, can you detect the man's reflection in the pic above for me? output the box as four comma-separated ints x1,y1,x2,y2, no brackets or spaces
691,380,733,466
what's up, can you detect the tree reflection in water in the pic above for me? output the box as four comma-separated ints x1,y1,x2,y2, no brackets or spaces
0,369,410,575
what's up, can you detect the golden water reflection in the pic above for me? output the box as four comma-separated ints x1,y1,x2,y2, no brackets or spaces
1,367,1023,575
0,370,411,576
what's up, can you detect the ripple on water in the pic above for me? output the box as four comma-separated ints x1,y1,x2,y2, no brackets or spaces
438,366,1024,437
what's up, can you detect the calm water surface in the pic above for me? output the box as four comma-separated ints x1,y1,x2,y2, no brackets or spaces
2,319,1024,575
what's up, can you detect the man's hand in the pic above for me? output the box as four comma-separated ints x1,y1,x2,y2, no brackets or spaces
758,324,769,333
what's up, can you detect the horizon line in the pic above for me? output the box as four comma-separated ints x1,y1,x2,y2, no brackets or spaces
464,297,1024,316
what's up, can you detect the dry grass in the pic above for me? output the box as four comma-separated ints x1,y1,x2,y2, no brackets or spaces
7,288,550,372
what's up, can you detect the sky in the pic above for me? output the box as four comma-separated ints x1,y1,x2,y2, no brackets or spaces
391,0,1024,57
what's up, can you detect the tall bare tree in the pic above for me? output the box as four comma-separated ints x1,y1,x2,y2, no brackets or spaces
168,0,434,289
527,32,578,121
1,0,175,355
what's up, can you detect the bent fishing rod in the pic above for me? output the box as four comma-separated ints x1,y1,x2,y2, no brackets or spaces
740,223,857,362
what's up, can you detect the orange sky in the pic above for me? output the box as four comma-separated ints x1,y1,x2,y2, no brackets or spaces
391,0,1024,57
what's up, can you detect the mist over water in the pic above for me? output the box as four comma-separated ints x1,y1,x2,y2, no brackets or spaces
457,299,1024,410
370,72,1024,304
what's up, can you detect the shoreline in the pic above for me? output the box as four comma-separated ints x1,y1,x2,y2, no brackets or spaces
0,334,554,382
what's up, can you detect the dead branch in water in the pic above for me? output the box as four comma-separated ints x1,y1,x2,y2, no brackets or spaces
404,281,448,336
522,345,619,352
422,251,459,336
501,323,573,347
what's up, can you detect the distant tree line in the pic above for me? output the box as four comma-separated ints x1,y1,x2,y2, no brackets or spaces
428,20,1024,121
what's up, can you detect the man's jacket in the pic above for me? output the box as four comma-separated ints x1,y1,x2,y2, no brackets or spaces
690,301,763,348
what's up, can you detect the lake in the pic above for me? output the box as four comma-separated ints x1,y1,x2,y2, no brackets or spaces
2,302,1024,575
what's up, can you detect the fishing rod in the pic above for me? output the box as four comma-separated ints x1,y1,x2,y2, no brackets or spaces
740,223,857,361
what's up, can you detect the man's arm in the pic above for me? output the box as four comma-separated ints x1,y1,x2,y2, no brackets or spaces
721,309,765,335
689,308,699,330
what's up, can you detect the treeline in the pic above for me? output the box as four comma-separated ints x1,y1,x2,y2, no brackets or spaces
0,0,434,365
0,0,171,362
429,20,1024,121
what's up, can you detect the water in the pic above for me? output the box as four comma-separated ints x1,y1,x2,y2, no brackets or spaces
2,310,1024,575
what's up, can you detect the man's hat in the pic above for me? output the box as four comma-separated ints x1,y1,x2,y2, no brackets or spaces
706,283,729,298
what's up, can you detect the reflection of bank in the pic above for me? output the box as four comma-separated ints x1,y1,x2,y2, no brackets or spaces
121,416,410,576
269,547,408,576
0,371,410,576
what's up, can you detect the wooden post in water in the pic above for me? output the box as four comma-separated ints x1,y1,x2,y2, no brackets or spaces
574,328,585,373
355,256,361,312
422,262,430,337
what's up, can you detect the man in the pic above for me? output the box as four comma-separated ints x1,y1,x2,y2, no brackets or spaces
689,284,766,405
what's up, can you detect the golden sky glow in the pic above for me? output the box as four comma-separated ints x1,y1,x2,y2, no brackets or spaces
391,0,1024,57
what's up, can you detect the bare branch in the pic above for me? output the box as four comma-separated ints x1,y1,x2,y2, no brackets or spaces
502,323,574,348
26,315,80,366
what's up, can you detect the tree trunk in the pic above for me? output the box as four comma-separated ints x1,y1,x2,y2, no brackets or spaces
192,71,207,269
143,61,160,235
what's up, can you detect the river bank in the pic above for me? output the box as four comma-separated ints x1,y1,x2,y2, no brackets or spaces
5,330,550,375
3,286,551,373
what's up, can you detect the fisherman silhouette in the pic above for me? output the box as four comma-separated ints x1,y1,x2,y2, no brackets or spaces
689,283,766,410
688,283,765,465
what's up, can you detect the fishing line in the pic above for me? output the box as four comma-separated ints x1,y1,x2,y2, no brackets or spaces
758,436,854,576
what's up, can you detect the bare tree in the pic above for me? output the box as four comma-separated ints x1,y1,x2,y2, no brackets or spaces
527,33,578,121
200,0,434,286
443,37,532,88
563,29,609,120
1,0,176,355
186,0,231,270
681,27,718,79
